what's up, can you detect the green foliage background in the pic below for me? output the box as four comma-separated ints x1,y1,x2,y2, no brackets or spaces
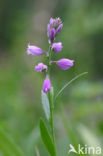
0,0,103,155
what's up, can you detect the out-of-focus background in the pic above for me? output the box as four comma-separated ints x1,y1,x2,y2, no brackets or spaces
0,0,103,155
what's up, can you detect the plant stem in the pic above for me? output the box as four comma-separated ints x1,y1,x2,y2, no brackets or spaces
49,95,55,143
47,45,51,75
48,92,56,156
47,45,56,155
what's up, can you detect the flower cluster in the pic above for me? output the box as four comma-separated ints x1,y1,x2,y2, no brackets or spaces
27,17,74,93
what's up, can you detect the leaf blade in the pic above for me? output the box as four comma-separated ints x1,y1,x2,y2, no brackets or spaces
55,72,88,102
41,90,50,120
40,118,56,156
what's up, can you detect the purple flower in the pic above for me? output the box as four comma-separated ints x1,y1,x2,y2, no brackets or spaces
52,42,63,53
56,23,63,35
35,63,47,72
49,17,62,27
48,28,56,41
47,24,55,41
55,18,62,25
49,18,54,26
57,58,74,70
47,17,63,41
27,45,43,55
43,77,51,93
47,24,50,37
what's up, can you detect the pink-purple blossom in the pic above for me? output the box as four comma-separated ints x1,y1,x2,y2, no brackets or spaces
35,63,47,72
47,17,63,42
56,24,63,35
49,18,54,26
43,77,51,93
57,58,74,70
48,27,56,41
27,45,43,55
52,42,63,52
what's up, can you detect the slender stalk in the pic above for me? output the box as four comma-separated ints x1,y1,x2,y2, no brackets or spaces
49,93,55,143
47,45,56,155
47,45,51,74
48,91,56,156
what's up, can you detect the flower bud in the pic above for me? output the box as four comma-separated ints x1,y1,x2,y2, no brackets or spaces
49,17,62,28
27,45,43,55
52,42,63,53
48,28,56,41
47,24,50,37
35,63,47,72
47,17,63,41
56,23,63,35
57,58,74,70
43,77,51,93
49,18,54,26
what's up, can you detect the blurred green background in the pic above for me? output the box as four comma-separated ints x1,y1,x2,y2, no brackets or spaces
0,0,103,155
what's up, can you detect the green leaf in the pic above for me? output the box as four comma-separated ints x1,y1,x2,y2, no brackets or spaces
54,72,88,102
40,118,56,156
41,90,50,120
0,127,25,156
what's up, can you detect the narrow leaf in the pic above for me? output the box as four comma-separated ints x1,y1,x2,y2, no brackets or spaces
41,90,50,120
40,118,56,156
55,72,88,102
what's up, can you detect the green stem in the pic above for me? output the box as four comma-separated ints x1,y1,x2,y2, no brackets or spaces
47,45,51,75
48,92,56,156
47,45,56,155
49,94,55,143
51,110,55,143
